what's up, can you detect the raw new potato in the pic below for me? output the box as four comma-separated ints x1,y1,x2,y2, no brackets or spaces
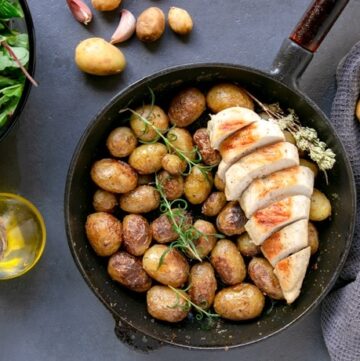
92,0,121,11
75,38,126,75
310,189,332,221
168,7,193,35
119,185,160,213
136,7,165,42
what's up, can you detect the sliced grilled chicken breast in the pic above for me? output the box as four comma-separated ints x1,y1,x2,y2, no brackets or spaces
261,219,309,267
224,142,299,201
274,246,311,304
240,165,314,217
245,195,310,246
208,107,260,149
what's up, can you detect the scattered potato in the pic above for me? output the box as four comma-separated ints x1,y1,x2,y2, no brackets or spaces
119,185,160,213
193,128,221,166
129,143,167,174
214,173,225,191
75,38,126,76
85,212,122,256
201,192,227,217
161,154,187,175
300,158,319,177
216,201,246,236
356,99,360,121
187,220,217,259
184,165,213,204
310,189,332,221
283,130,296,145
308,222,319,255
106,127,137,158
168,88,206,127
93,189,117,213
167,127,196,160
168,7,193,35
136,7,165,42
157,170,184,200
91,0,121,11
237,233,260,257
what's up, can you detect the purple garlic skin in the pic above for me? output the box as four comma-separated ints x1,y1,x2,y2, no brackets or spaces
67,0,93,25
111,9,136,44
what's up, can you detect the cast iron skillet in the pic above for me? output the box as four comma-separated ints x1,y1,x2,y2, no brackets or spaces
65,0,356,351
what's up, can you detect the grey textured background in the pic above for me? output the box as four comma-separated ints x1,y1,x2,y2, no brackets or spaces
0,0,359,360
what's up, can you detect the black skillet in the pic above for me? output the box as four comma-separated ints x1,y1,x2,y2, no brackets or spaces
65,0,356,351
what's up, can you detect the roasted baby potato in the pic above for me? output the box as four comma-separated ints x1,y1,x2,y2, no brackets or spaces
206,83,254,113
119,185,160,213
167,127,196,160
283,130,296,145
157,170,184,200
214,283,265,321
108,252,152,292
130,105,169,142
168,88,206,127
147,286,189,322
184,165,213,205
143,245,189,287
248,258,284,300
91,159,138,194
136,7,165,42
161,154,187,175
189,263,217,310
122,214,152,256
236,232,260,257
310,189,332,221
308,222,319,255
187,220,217,259
300,158,319,177
216,201,246,236
214,173,225,191
92,189,117,213
201,192,227,217
193,128,221,166
210,239,246,285
129,143,167,174
106,127,137,158
85,212,122,256
92,0,121,11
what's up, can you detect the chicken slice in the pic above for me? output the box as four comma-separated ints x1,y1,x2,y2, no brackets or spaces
274,246,311,304
240,166,314,217
261,219,309,267
207,107,260,149
245,195,310,246
224,142,299,201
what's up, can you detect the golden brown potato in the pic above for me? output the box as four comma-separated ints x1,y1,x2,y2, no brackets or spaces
161,154,187,175
214,283,265,321
206,83,254,113
119,185,160,213
184,165,213,205
142,245,189,287
168,88,206,127
210,239,246,285
93,189,117,213
310,189,332,221
236,233,260,257
130,105,169,142
202,192,227,217
193,128,221,166
85,212,122,256
283,130,296,145
168,7,193,35
108,252,152,292
300,158,319,177
189,263,217,310
308,222,319,255
91,159,138,193
137,174,154,186
167,127,196,160
187,220,217,259
248,258,284,300
216,201,246,236
157,170,184,201
106,127,137,158
91,0,121,11
147,286,189,322
129,143,167,174
136,7,165,42
214,173,225,191
122,214,152,256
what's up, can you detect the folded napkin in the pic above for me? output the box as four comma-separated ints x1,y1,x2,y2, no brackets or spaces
321,42,360,361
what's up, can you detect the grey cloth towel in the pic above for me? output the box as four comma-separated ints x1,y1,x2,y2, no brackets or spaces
321,42,360,361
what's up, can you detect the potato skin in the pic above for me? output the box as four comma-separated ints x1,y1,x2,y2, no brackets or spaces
184,165,213,205
193,128,221,166
168,88,206,127
188,220,217,259
143,245,189,287
206,83,254,113
214,173,225,191
308,222,319,255
136,7,165,42
91,0,121,11
210,239,246,285
122,214,152,256
106,127,137,158
167,127,196,160
161,154,187,175
85,212,122,256
310,189,332,221
119,185,160,213
300,158,319,177
108,252,152,292
168,7,193,35
147,286,189,322
248,258,284,300
237,233,260,257
129,143,167,174
216,201,246,236
157,170,184,201
189,263,217,310
91,159,138,194
214,283,265,321
130,105,169,142
202,192,227,217
93,189,117,213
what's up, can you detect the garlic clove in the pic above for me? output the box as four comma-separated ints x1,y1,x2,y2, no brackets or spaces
67,0,93,25
110,9,136,44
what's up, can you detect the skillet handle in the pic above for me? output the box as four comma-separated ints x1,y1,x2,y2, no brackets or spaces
270,0,349,87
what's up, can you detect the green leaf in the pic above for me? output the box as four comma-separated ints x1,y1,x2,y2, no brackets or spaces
0,45,29,70
0,75,16,87
6,33,28,48
0,0,24,19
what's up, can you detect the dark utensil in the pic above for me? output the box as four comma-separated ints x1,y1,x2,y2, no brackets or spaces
0,0,36,142
65,0,356,351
